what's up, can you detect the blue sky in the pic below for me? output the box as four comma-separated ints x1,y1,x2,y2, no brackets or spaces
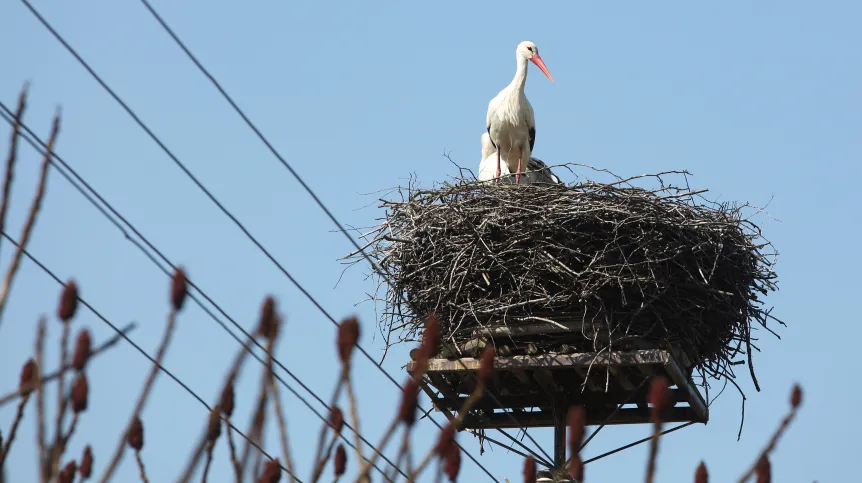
1,0,860,481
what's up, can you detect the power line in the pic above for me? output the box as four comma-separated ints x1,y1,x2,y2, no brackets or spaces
18,0,546,471
0,231,303,482
0,104,402,481
583,422,696,466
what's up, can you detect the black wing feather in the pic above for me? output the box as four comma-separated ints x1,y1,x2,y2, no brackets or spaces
528,126,536,151
487,125,497,149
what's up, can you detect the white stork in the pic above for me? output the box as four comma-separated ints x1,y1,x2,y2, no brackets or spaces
478,132,561,185
486,40,554,184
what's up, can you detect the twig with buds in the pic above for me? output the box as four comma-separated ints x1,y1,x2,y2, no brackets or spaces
222,383,241,482
310,407,344,483
239,298,284,479
409,345,494,482
337,317,365,469
127,418,148,483
176,309,257,483
737,384,802,483
311,316,367,482
99,268,187,483
260,298,295,482
50,281,79,476
62,373,88,451
201,406,222,483
354,315,438,482
0,359,38,470
0,322,136,407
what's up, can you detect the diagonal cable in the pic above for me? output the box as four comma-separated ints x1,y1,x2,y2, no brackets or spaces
582,421,695,465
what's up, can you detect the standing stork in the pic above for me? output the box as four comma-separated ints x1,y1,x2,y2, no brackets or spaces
486,40,554,184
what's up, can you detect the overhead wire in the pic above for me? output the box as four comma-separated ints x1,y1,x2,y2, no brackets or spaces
583,421,696,466
0,231,304,482
0,104,403,482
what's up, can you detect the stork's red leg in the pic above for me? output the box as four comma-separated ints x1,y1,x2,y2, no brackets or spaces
495,147,501,183
516,147,523,184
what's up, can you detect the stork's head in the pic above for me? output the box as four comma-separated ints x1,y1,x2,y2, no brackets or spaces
517,41,554,83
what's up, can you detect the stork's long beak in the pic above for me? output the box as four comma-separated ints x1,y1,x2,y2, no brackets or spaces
531,55,555,83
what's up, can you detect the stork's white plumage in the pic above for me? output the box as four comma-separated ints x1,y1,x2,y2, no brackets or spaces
486,40,554,184
478,132,561,185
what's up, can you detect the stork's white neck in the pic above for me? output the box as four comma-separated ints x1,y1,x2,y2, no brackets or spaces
508,54,529,91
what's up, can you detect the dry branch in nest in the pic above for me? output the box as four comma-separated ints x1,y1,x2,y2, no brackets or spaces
346,165,781,391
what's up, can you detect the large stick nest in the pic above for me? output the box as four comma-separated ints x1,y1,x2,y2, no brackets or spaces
347,165,781,387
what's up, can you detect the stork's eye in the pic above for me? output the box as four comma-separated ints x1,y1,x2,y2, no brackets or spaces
527,47,533,52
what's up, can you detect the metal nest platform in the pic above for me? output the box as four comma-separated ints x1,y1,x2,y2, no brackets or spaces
407,348,708,430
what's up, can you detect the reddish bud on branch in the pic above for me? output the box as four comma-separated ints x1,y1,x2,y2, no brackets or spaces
330,406,344,434
567,405,586,453
170,267,188,311
70,373,89,413
398,379,419,427
256,296,278,340
648,375,671,423
80,445,94,479
420,314,440,357
444,445,461,482
127,417,144,451
414,314,441,374
220,381,235,418
72,329,92,371
206,405,222,443
260,458,282,483
58,280,79,322
523,456,537,483
334,444,347,476
19,358,38,396
477,346,495,388
694,461,708,483
336,317,360,365
755,455,771,483
570,455,584,482
58,460,77,483
790,384,802,409
435,424,456,457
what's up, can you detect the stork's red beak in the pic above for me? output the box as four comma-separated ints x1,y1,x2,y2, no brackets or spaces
531,54,554,83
